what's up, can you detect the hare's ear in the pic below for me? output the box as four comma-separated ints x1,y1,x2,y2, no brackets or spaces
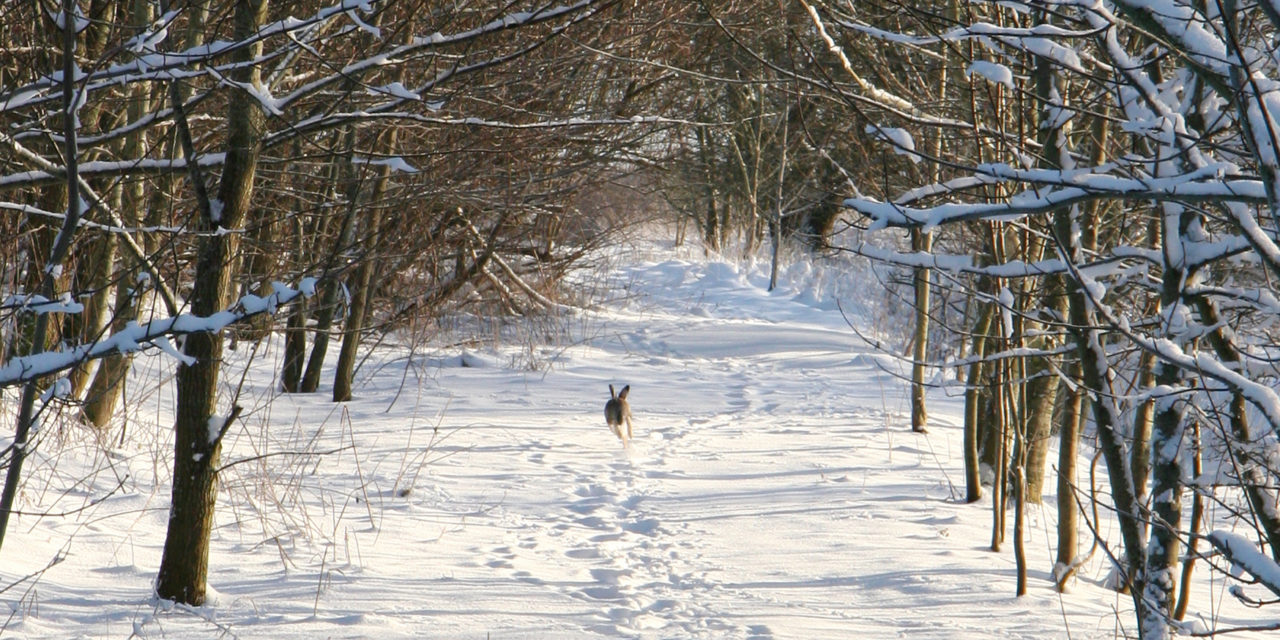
609,384,616,398
618,385,630,400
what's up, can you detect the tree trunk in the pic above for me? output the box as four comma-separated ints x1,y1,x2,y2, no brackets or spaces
1173,419,1203,620
303,136,363,393
979,363,1003,479
281,300,308,393
81,267,144,430
963,302,993,502
1130,351,1157,501
156,0,267,606
66,227,117,398
334,126,396,401
300,279,339,393
82,0,154,428
1021,365,1059,503
280,172,310,392
990,350,1009,551
333,257,371,402
1013,413,1027,596
910,228,932,433
0,0,86,551
1055,360,1085,591
1197,297,1280,559
1141,354,1185,634
696,124,719,250
1053,208,1148,624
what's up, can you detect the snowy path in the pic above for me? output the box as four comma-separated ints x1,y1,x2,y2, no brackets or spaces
1,252,1269,638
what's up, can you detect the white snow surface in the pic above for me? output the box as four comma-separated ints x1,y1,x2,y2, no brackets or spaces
0,242,1271,638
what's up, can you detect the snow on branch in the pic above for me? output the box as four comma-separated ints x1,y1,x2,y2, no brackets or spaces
834,13,1092,76
966,61,1015,89
0,154,228,190
0,0,398,115
1105,0,1229,77
1,293,84,316
865,125,921,163
1208,530,1280,599
1077,278,1280,437
0,280,314,389
846,170,1266,231
271,0,607,116
267,112,677,148
800,1,913,113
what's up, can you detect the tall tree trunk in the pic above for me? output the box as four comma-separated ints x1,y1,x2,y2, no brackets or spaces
280,178,310,392
1055,100,1108,594
334,127,396,401
1130,351,1157,501
1173,419,1203,620
1020,358,1058,503
1053,209,1148,627
990,347,1009,551
302,128,361,394
910,228,932,433
963,302,993,503
1142,356,1185,634
695,123,719,250
911,25,950,432
61,3,118,400
1055,359,1085,591
767,107,788,293
156,0,267,606
333,256,372,402
66,230,115,398
0,0,86,551
1013,409,1027,596
82,1,154,427
1197,297,1280,558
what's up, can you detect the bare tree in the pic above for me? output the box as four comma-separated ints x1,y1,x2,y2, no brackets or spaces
792,0,1280,635
0,0,680,605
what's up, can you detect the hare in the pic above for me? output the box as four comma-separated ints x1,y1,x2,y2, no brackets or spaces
604,384,633,444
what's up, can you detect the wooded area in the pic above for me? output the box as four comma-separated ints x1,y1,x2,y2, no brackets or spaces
2,1,1280,637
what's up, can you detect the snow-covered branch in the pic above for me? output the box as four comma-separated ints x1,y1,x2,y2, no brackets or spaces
1208,531,1280,599
847,172,1266,231
0,281,314,389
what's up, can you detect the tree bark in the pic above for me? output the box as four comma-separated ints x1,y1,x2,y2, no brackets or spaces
1173,419,1203,620
67,227,116,398
1053,208,1148,625
1020,363,1058,503
82,0,155,428
963,302,993,502
281,299,308,393
1130,351,1157,501
0,0,87,551
910,228,932,433
1055,359,1085,591
300,279,339,393
81,266,144,430
334,128,395,401
156,0,267,606
1196,297,1280,558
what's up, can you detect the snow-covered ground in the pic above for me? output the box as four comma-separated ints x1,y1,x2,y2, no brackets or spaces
0,241,1272,638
